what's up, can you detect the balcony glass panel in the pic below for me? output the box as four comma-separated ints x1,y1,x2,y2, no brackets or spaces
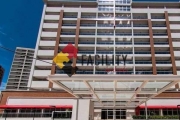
134,33,149,36
116,51,132,54
151,16,165,19
80,24,96,27
116,33,132,36
152,25,166,27
64,16,77,18
81,16,96,18
135,61,152,64
62,24,76,26
135,52,151,54
133,16,147,19
95,71,107,74
97,33,114,36
133,25,148,27
79,33,95,35
116,24,131,27
97,42,113,45
134,42,150,45
154,42,168,45
60,42,75,44
78,42,95,44
136,71,153,74
78,51,94,54
153,33,167,36
155,51,170,54
156,61,171,64
76,71,93,74
116,42,132,45
157,71,173,74
116,71,134,74
61,32,75,35
96,51,113,54
98,24,114,27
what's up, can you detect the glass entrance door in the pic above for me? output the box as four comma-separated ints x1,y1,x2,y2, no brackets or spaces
101,109,126,120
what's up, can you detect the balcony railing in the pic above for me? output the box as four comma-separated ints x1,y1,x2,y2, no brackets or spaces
134,42,150,45
60,42,75,44
98,24,114,27
153,33,167,36
133,17,147,19
64,16,77,18
61,32,75,35
97,42,114,45
78,51,94,54
133,25,148,27
154,42,168,45
155,51,170,54
157,71,173,74
116,33,132,36
152,25,166,27
116,42,132,45
136,71,153,74
78,42,95,44
134,33,149,36
116,51,132,54
80,24,96,27
116,24,131,27
96,51,113,54
116,16,131,19
135,52,151,54
116,71,134,74
151,16,165,19
79,33,95,35
156,61,171,64
135,61,152,64
97,33,114,36
62,24,76,26
76,71,93,74
81,16,96,18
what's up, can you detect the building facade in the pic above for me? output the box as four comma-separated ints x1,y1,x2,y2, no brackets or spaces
6,47,34,90
0,65,4,86
1,0,180,120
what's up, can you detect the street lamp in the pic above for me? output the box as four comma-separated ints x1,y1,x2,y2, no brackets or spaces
50,105,56,120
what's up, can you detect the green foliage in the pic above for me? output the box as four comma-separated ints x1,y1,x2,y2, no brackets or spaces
133,115,179,119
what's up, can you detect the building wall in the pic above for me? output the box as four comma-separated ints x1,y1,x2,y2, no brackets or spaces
6,47,34,90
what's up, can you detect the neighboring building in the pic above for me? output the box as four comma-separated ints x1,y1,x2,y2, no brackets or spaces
0,65,4,86
6,47,34,90
1,0,180,120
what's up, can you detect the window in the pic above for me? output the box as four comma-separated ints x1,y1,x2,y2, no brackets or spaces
101,109,126,119
163,109,178,116
140,109,160,116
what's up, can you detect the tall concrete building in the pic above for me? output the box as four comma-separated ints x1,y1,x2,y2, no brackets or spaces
6,47,34,90
1,0,180,120
0,65,4,86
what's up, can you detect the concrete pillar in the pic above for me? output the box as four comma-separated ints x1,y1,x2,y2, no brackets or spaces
145,101,148,120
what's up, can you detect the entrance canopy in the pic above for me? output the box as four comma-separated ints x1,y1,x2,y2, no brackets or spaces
47,75,180,108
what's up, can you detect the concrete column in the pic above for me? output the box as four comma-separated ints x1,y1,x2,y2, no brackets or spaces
145,101,148,120
160,109,163,116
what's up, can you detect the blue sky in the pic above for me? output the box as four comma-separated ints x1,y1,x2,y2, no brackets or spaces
0,0,43,89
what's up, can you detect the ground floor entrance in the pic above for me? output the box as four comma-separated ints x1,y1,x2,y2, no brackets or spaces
101,109,126,120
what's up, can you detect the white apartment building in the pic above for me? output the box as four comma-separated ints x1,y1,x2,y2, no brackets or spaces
6,47,34,90
1,0,180,120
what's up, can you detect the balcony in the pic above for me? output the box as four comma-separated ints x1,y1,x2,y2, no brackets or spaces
157,71,173,74
96,51,113,54
116,16,131,19
98,24,114,27
133,16,147,19
116,24,131,27
76,71,93,74
63,16,77,18
133,25,148,27
97,33,114,36
62,24,76,26
134,42,150,45
155,51,170,54
116,33,132,36
79,33,95,35
136,71,153,74
116,51,132,54
97,42,113,45
79,42,95,44
60,42,74,44
116,42,132,45
152,25,166,27
134,33,149,36
153,33,167,36
135,61,152,64
80,24,96,27
81,16,96,18
78,51,94,54
116,71,134,74
95,71,107,74
151,16,165,19
156,61,171,64
135,52,151,54
154,42,168,45
61,32,75,35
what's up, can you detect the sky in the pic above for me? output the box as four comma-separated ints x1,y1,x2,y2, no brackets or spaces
0,0,43,90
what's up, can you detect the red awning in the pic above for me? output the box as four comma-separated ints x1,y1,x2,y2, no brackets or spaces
139,105,178,109
0,105,73,109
